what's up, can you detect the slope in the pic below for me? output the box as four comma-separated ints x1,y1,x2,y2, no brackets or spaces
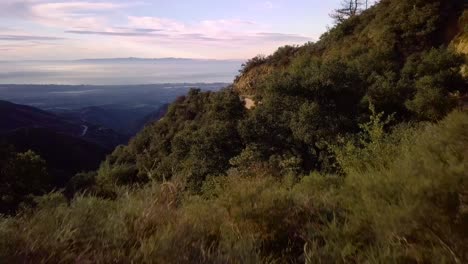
0,100,125,187
0,100,126,149
98,0,467,190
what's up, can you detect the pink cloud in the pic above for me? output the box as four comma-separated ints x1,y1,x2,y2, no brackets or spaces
0,1,314,60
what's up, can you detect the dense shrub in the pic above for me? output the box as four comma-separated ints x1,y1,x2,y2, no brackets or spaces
0,146,50,215
95,88,245,190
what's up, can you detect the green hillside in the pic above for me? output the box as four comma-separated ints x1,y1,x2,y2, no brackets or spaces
1,0,467,263
96,0,467,190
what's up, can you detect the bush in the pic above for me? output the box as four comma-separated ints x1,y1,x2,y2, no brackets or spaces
314,110,468,263
0,149,50,214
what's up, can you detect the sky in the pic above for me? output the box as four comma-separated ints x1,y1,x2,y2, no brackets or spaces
0,0,344,60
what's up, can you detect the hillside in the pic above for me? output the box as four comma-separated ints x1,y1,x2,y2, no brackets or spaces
452,9,468,77
2,128,108,184
0,100,126,149
1,0,467,263
0,100,124,202
101,0,466,187
0,100,76,133
234,0,466,103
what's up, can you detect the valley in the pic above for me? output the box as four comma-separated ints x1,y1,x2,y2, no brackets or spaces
0,83,227,193
0,83,227,136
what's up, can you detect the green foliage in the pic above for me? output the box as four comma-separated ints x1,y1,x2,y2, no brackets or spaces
402,48,466,120
0,146,50,215
98,88,245,190
236,0,465,118
315,110,468,263
65,171,97,197
236,55,267,78
229,0,466,178
91,0,466,192
1,111,467,263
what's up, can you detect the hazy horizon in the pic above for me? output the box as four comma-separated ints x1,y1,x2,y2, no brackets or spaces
0,0,378,85
0,57,246,63
0,59,242,85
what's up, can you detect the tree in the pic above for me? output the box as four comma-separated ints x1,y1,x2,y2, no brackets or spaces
402,48,466,121
0,149,50,214
331,0,364,23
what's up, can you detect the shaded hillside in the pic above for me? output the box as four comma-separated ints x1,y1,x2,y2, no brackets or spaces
0,100,126,149
134,104,170,131
452,9,468,77
57,104,170,136
0,100,76,133
1,128,108,186
55,104,168,136
0,100,125,194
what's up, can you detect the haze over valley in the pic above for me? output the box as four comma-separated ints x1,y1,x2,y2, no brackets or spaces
0,82,226,135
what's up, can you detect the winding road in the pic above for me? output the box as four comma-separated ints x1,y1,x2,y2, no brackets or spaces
80,125,89,137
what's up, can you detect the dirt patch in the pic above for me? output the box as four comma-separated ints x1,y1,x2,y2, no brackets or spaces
243,98,256,110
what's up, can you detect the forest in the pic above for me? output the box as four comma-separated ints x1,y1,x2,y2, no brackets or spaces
1,0,467,263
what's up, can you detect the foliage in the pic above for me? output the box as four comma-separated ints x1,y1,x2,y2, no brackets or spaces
0,145,50,215
330,0,367,24
402,48,467,120
312,110,468,263
1,111,467,263
96,88,245,191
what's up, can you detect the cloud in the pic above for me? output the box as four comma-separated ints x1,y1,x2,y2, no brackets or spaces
255,33,311,42
114,27,164,33
263,1,274,9
62,15,312,49
127,16,186,32
0,1,122,29
31,1,119,29
0,0,31,18
0,1,314,59
127,16,257,34
65,30,168,37
64,26,311,44
123,16,310,43
0,34,65,41
177,34,219,42
34,1,120,11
